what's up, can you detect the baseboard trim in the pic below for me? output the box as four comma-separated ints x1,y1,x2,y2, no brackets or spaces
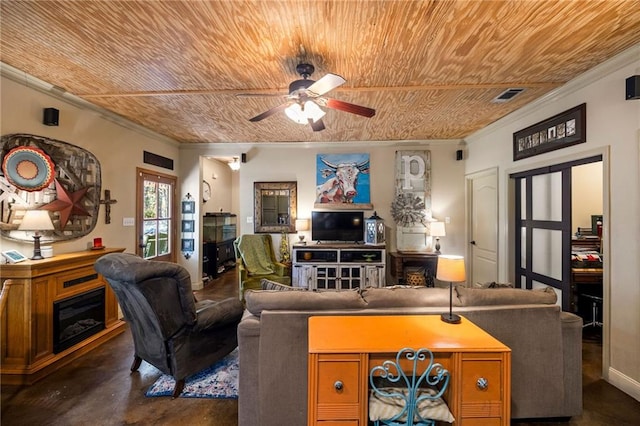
608,366,640,402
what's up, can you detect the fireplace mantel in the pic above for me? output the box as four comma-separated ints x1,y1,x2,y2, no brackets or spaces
0,248,126,384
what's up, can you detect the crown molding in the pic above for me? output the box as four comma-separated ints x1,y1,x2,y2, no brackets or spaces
467,43,640,142
1,62,180,147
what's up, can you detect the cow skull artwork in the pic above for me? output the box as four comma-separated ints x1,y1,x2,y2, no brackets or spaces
314,154,372,209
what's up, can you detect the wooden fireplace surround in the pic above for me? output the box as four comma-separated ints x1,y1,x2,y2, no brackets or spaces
1,248,126,384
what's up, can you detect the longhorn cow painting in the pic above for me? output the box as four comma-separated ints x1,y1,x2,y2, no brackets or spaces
315,153,372,209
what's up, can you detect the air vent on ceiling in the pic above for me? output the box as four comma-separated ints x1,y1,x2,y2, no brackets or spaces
492,88,525,103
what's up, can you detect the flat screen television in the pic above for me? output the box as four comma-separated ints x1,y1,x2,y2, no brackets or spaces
311,211,364,243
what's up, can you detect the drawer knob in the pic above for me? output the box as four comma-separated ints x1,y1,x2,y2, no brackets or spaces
334,380,344,391
476,377,489,390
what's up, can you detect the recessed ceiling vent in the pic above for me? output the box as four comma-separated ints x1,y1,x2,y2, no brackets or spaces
492,88,525,103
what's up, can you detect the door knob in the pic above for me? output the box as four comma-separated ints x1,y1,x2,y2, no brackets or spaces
470,240,477,245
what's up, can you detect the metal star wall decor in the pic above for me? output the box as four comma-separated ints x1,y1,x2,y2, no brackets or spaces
40,179,91,230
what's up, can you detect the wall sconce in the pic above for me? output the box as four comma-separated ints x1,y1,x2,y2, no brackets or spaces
430,221,446,254
18,210,55,259
228,157,241,171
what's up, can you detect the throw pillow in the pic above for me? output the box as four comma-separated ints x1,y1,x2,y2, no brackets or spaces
474,281,513,288
260,278,303,291
369,387,455,423
244,288,367,316
456,285,557,306
362,286,461,308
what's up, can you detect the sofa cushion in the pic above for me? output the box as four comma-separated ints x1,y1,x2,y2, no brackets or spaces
362,286,461,308
456,285,557,306
244,288,367,316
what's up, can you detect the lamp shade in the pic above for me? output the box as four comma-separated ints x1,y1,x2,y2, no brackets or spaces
436,255,465,282
285,101,326,124
295,218,310,231
19,210,54,231
430,221,446,237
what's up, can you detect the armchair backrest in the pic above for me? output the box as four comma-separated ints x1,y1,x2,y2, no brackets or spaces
94,253,197,371
234,234,279,274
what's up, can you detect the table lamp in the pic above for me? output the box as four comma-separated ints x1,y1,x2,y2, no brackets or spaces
295,218,310,244
19,210,55,260
436,255,466,324
430,221,446,254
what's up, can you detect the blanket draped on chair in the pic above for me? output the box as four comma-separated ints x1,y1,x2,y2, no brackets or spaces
236,235,275,275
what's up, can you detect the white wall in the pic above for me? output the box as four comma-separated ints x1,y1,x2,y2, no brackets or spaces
202,157,233,214
0,74,180,257
572,162,603,231
181,141,466,284
465,44,640,400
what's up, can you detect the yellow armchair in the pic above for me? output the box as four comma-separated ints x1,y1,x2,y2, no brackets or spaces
234,234,291,300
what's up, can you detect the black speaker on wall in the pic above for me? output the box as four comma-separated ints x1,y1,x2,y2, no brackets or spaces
43,108,59,126
456,149,464,161
626,75,640,100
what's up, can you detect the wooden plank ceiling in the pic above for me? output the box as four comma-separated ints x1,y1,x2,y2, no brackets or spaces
1,1,639,144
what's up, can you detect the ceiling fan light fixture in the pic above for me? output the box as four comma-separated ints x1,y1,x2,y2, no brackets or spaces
285,101,325,124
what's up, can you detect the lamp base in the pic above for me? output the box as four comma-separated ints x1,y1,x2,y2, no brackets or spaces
297,236,307,245
31,235,44,260
441,312,461,324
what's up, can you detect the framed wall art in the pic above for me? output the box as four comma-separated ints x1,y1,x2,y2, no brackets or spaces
181,238,194,252
314,153,372,209
181,200,195,214
513,103,586,161
181,220,195,233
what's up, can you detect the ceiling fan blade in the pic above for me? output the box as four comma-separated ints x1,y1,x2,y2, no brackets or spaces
306,73,346,97
249,103,289,122
324,98,376,118
309,118,325,132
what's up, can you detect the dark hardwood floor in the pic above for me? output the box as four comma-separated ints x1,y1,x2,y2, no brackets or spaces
2,267,639,425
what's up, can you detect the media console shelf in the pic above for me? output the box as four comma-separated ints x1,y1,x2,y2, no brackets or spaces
292,243,385,290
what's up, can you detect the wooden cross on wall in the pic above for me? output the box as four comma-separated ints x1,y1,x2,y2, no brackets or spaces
99,189,118,224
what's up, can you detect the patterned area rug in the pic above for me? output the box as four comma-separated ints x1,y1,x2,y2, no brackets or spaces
145,348,239,399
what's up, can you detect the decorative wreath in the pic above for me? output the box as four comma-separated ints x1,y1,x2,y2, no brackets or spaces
390,193,426,227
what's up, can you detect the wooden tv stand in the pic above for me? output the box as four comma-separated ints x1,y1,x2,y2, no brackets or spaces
292,243,386,290
308,315,511,425
0,248,126,385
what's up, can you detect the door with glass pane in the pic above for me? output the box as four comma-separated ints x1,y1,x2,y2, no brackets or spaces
512,166,571,309
136,168,177,261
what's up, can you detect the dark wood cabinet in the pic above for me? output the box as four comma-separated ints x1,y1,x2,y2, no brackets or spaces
202,213,237,278
389,252,439,286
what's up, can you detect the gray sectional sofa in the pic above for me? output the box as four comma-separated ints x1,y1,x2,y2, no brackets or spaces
237,285,583,426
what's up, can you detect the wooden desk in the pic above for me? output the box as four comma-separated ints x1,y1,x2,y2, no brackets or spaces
389,252,438,286
308,315,511,425
570,267,603,318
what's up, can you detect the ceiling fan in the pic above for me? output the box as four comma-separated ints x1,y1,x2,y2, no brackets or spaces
247,63,375,132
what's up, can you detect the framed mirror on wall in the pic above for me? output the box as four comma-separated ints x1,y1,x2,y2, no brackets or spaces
254,181,297,233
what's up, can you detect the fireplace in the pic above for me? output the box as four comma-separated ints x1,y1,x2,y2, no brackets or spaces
53,287,106,354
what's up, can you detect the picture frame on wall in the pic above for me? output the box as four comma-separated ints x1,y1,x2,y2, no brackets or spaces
314,153,372,209
181,200,195,214
181,220,195,233
513,103,586,161
181,238,194,252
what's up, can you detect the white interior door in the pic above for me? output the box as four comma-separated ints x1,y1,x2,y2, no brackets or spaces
467,168,498,286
